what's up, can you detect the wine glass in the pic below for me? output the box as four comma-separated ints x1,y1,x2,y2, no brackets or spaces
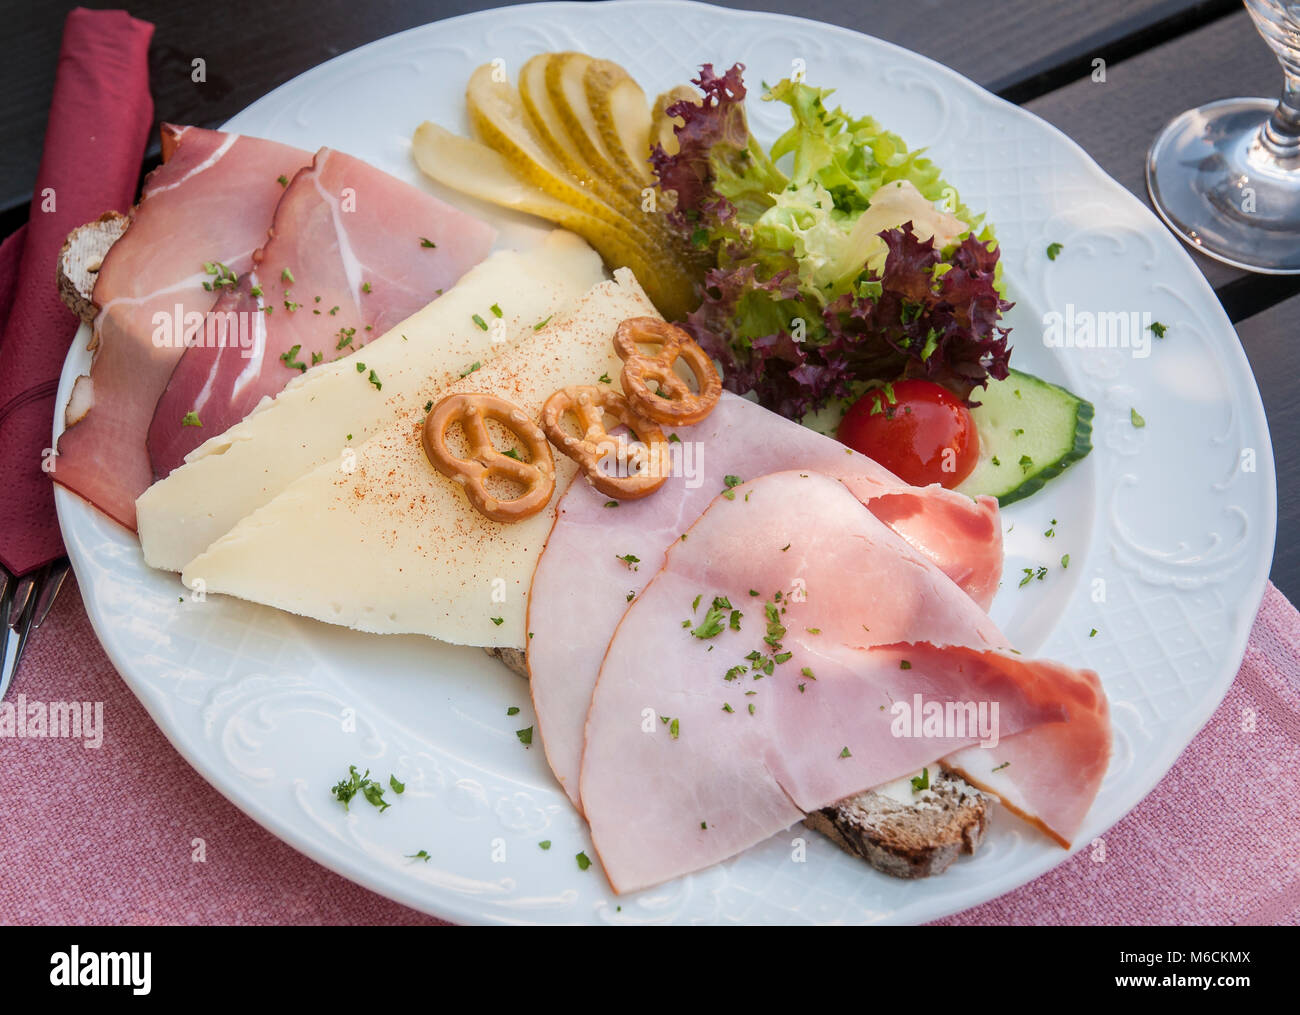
1147,0,1300,273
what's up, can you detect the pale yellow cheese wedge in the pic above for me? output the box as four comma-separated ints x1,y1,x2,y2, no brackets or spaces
182,269,660,649
137,230,603,571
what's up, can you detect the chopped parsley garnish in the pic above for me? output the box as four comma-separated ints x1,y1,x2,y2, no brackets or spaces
691,602,728,639
993,761,1010,772
1019,454,1034,473
181,411,202,427
406,850,431,861
362,281,372,294
368,369,382,391
1150,321,1167,338
389,775,405,794
604,500,619,508
281,267,295,284
910,767,930,792
200,260,238,293
668,433,680,444
533,315,552,331
801,667,815,679
724,665,746,682
471,314,488,331
1061,554,1070,569
489,302,503,318
336,327,355,349
669,718,680,739
1046,242,1063,261
617,553,640,570
355,361,366,373
538,840,551,850
991,455,1001,467
502,448,523,460
1130,407,1146,428
1089,628,1098,638
490,617,504,626
899,660,912,670
626,591,635,602
420,237,437,248
516,726,533,746
598,372,612,384
424,400,434,413
507,706,520,715
839,746,852,759
576,851,592,871
277,174,289,187
748,703,755,715
279,344,307,372
330,765,390,811
459,361,481,377
721,475,742,500
722,702,735,712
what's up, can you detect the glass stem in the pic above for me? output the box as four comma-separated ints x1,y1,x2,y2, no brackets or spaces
1261,69,1300,161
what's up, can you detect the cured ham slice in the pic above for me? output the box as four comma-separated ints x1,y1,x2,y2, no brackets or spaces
148,147,496,479
526,392,1002,808
578,471,1109,894
54,125,310,530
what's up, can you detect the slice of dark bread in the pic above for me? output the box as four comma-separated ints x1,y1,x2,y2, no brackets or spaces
804,768,989,879
485,646,990,879
57,212,129,325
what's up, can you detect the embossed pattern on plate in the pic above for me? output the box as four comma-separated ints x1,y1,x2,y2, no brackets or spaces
54,1,1276,924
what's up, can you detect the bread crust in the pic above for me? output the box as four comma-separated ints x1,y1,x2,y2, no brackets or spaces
57,212,129,326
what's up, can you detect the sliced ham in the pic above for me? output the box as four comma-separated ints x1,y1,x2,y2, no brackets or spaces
577,471,1109,893
526,392,1002,809
147,147,496,479
54,125,310,529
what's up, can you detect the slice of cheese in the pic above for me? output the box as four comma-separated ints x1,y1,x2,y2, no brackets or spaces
182,269,660,649
137,230,604,571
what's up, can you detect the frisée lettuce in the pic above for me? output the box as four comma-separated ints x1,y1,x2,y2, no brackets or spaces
651,64,1012,420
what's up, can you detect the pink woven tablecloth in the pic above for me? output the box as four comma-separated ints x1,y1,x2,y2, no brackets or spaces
0,577,1296,925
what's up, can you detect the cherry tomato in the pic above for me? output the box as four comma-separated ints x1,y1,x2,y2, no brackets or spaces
837,379,978,488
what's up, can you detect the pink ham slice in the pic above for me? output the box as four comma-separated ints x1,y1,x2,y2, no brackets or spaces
147,147,496,479
54,125,309,529
526,392,1002,810
578,471,1110,894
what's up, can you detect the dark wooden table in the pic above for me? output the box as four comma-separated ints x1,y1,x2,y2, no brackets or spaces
2,0,1294,597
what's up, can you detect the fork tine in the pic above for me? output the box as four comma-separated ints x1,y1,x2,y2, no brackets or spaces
32,559,70,630
0,561,64,701
7,574,35,630
0,568,18,700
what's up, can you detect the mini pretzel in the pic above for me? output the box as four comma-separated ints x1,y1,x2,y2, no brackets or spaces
422,393,555,522
613,317,722,425
540,385,670,500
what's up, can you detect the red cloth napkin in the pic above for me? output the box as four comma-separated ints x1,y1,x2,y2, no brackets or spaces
0,579,1295,925
0,7,153,577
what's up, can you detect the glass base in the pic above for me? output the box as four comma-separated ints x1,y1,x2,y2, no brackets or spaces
1146,96,1300,275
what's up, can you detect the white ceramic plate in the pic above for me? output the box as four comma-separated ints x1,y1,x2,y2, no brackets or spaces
54,0,1276,924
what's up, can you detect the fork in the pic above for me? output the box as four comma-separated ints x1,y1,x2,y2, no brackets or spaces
0,558,70,700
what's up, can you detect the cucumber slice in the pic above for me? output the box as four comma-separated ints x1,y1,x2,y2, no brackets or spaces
956,369,1093,506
